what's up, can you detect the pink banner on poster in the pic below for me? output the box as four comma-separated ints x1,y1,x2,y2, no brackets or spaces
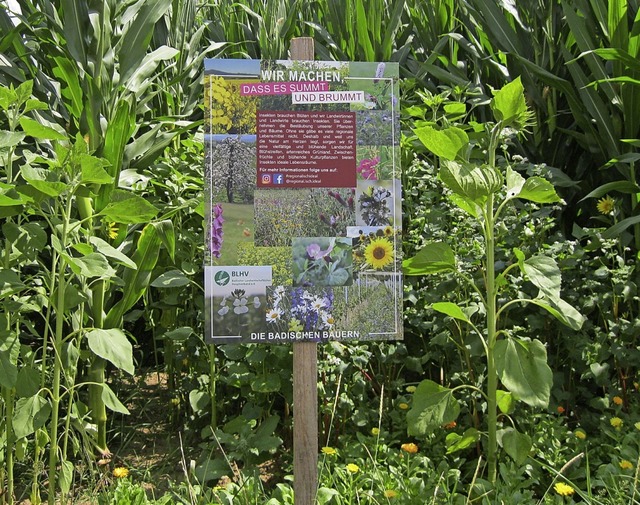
240,81,330,96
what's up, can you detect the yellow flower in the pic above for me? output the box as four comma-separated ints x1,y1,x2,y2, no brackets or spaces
554,482,575,496
321,447,337,456
364,238,394,270
371,427,380,436
405,385,416,393
400,443,418,454
107,222,119,240
596,195,615,215
383,489,398,498
397,402,409,410
610,417,623,429
346,463,359,473
112,467,129,479
612,395,623,406
574,429,587,440
619,459,634,470
383,226,394,237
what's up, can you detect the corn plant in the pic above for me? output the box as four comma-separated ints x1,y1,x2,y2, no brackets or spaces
403,78,585,485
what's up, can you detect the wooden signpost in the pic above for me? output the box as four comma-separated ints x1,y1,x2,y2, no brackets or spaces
290,37,319,505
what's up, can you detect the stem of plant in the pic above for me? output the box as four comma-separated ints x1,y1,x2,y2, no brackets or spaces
209,344,217,430
485,126,500,485
89,279,109,452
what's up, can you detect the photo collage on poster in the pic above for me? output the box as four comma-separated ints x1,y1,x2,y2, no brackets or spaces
204,59,402,343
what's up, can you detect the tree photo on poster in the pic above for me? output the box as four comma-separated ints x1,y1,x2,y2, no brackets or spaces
204,59,402,344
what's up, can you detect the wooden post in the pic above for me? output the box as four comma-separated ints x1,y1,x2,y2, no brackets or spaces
290,37,318,505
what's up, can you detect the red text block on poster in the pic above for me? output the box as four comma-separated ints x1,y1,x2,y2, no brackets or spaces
257,111,356,188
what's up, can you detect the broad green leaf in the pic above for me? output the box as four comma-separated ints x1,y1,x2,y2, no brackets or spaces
13,394,51,439
495,338,552,408
407,379,460,436
61,0,88,66
432,302,471,323
189,390,210,413
86,328,134,375
448,194,481,218
527,297,585,330
440,160,502,204
151,270,191,288
491,77,527,126
522,255,561,300
496,390,515,414
0,130,25,148
403,242,455,275
19,117,66,140
89,236,137,269
0,268,26,298
446,428,480,454
500,428,532,465
101,383,130,414
413,125,468,161
99,189,159,224
3,222,47,261
15,366,40,398
59,459,74,495
80,154,113,185
251,373,281,393
65,252,117,279
517,177,561,203
164,327,194,341
0,331,19,389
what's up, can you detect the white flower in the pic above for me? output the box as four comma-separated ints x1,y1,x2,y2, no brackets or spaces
233,298,249,314
266,308,282,322
311,297,326,311
253,296,261,308
218,306,229,316
321,312,335,329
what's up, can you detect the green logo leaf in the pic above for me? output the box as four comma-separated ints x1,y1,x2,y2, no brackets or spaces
214,271,230,286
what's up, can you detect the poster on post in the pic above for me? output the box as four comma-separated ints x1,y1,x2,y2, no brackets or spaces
204,59,402,344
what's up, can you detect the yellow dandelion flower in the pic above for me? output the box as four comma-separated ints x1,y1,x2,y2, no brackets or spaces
371,427,380,436
112,467,129,479
346,463,360,473
610,417,623,429
554,482,575,496
612,395,623,406
321,447,337,456
400,443,418,454
397,402,409,410
596,195,615,215
383,489,398,498
107,222,119,240
574,429,587,440
619,460,634,470
364,238,394,270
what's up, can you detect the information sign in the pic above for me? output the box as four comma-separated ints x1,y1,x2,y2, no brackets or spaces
204,59,402,343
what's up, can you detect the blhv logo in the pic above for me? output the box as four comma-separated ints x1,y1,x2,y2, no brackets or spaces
214,270,230,286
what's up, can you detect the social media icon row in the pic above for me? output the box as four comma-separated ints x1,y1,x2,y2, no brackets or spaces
261,173,284,185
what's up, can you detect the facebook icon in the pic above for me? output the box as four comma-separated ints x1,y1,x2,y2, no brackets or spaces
273,173,284,185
